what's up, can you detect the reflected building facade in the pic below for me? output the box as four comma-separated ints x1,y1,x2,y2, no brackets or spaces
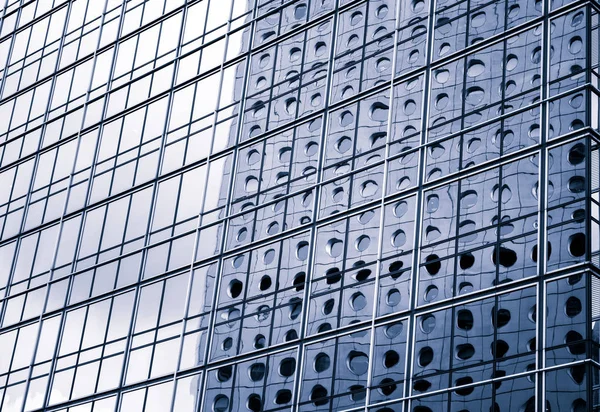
0,0,600,411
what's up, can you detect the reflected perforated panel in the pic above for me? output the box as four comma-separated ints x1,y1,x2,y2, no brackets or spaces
0,0,599,411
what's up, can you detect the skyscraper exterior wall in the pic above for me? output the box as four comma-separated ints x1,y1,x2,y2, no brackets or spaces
0,0,600,411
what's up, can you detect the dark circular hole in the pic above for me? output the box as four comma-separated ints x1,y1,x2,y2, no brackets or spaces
255,305,270,322
279,357,296,377
569,143,586,165
459,252,475,269
222,337,233,351
531,242,552,262
459,282,474,294
568,176,586,193
318,322,332,333
457,309,474,330
249,363,265,381
213,395,229,412
388,261,403,277
424,254,441,275
384,350,400,368
259,275,272,291
275,389,292,404
293,272,305,291
348,385,366,401
572,398,587,412
419,346,434,366
565,330,586,355
325,267,342,284
454,376,474,396
285,329,298,341
355,268,371,281
288,298,302,320
492,370,506,389
379,378,397,396
566,296,582,317
528,338,536,352
569,363,586,384
229,279,243,298
491,340,509,358
217,365,232,382
492,308,511,328
413,407,433,412
456,343,475,360
322,298,335,315
310,384,328,406
572,209,586,223
314,352,331,372
493,246,517,267
413,379,431,392
247,394,262,412
568,233,586,257
568,273,583,285
254,334,266,349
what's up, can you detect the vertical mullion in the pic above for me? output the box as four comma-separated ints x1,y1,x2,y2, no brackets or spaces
195,0,261,407
114,5,188,411
9,2,70,238
537,0,551,409
402,0,436,409
11,0,42,109
7,2,75,410
0,3,24,97
364,0,402,402
447,1,472,409
66,305,92,401
0,0,11,34
292,0,339,409
143,279,168,385
585,6,594,410
29,1,119,409
0,317,26,410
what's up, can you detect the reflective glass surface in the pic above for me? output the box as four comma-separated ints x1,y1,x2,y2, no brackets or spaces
0,0,599,411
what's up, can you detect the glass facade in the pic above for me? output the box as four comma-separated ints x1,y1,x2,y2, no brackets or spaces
1,0,600,411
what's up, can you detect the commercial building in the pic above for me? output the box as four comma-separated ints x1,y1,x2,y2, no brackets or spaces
0,0,599,410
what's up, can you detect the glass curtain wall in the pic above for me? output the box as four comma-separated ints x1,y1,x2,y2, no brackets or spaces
0,0,599,411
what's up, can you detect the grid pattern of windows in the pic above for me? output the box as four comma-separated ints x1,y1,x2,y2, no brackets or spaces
1,0,600,411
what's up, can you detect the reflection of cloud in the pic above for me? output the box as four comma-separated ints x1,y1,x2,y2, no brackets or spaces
5,384,67,412
2,392,26,412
